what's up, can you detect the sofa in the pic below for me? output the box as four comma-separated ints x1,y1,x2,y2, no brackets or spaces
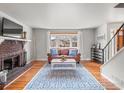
47,48,81,64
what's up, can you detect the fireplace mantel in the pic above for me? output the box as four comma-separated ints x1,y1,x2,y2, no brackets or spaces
0,36,31,42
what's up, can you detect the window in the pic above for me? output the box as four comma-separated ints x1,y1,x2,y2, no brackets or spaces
48,32,80,49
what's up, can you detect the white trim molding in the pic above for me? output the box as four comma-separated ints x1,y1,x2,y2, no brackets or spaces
101,73,123,89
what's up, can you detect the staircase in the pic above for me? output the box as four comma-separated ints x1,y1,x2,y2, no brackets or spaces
103,23,124,63
101,23,124,89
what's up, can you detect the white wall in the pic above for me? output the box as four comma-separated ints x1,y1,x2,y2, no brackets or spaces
32,29,48,60
95,24,108,49
108,8,124,22
80,29,95,60
101,48,124,89
32,28,95,60
0,11,33,63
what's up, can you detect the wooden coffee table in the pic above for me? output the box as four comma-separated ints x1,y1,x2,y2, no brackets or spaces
51,59,76,70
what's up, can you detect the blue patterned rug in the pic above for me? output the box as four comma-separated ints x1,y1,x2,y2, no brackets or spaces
24,64,104,90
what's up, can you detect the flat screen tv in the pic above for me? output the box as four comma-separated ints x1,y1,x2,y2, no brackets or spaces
2,18,23,38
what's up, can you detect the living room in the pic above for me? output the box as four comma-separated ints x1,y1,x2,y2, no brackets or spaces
0,2,123,92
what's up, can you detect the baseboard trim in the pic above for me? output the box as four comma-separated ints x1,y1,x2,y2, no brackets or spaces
101,73,122,89
34,58,47,61
32,59,47,62
81,58,91,61
26,59,35,64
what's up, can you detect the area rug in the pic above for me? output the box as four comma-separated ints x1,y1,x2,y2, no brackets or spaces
24,64,104,90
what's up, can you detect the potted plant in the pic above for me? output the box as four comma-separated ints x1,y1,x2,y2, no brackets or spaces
61,55,66,61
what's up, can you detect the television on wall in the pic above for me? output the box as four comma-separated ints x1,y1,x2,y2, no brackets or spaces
2,18,23,38
0,17,3,36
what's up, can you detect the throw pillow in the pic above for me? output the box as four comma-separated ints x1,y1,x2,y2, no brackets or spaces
69,49,78,56
50,48,58,56
60,49,69,55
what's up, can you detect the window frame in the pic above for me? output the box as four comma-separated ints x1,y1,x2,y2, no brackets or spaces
48,31,80,50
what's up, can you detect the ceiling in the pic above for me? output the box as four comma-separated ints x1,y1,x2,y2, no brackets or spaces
0,3,117,29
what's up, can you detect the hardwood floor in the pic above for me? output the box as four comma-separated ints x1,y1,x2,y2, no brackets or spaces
4,60,119,90
4,61,46,90
81,60,119,90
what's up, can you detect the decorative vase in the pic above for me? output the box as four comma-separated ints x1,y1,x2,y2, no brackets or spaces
21,31,27,39
23,32,27,39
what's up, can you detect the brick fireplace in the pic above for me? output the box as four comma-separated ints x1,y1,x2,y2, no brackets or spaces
0,40,26,71
0,39,30,89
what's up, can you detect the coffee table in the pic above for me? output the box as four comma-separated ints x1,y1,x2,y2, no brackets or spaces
51,59,76,70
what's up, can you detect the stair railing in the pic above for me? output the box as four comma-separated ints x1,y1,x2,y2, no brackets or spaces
103,23,124,63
